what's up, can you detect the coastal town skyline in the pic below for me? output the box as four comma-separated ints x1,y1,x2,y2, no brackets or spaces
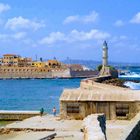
0,0,139,63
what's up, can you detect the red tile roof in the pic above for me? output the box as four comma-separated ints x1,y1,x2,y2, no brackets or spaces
3,54,17,56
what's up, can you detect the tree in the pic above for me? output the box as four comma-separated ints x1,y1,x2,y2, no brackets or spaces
97,65,103,71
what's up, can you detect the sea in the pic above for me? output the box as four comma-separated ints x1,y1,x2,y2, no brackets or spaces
0,78,82,114
0,62,140,114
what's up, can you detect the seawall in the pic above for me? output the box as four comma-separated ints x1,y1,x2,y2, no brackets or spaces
0,110,40,121
0,67,71,79
0,66,99,79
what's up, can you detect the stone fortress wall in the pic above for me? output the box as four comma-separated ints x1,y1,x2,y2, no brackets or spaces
0,66,72,79
0,66,98,79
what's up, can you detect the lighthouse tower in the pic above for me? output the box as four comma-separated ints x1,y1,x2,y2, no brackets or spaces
100,41,118,78
102,41,108,66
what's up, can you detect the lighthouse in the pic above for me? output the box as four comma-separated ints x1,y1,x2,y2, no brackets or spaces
102,41,108,66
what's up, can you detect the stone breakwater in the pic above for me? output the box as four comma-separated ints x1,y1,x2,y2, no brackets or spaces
0,110,40,121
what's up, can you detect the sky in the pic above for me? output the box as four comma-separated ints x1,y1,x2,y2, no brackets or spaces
0,0,140,63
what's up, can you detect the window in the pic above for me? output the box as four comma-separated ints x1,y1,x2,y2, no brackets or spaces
67,104,79,113
116,103,129,117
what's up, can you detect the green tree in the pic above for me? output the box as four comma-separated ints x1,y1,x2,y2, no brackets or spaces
97,65,102,71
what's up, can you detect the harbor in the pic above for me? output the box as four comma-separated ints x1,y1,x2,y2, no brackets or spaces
1,42,140,140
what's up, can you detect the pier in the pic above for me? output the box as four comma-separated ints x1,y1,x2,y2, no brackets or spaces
0,110,40,121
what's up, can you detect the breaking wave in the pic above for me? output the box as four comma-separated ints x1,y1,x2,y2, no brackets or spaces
119,72,140,78
124,81,140,90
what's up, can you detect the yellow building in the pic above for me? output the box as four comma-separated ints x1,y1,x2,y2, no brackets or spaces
31,61,46,68
47,60,61,68
2,54,20,66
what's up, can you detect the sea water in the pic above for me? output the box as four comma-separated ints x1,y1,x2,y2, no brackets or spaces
0,78,82,113
0,65,140,113
118,66,140,90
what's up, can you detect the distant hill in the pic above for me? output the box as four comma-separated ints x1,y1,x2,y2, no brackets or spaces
62,59,140,70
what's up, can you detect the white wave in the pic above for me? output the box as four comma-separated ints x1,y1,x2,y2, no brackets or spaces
124,81,140,90
119,72,140,78
82,65,90,71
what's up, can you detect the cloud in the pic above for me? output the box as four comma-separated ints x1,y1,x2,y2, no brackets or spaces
0,32,26,41
0,3,10,13
63,11,99,24
130,12,140,24
111,35,128,44
12,32,26,40
39,32,65,45
39,29,110,45
5,16,45,31
114,20,124,27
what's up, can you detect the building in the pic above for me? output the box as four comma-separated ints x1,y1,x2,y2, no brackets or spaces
18,57,32,67
1,54,32,67
69,64,84,71
60,78,140,120
2,54,20,66
31,61,46,68
47,60,61,68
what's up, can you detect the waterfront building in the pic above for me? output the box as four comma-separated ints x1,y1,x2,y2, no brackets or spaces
47,60,61,68
69,64,84,71
18,57,32,67
1,54,32,67
0,54,98,79
2,54,20,66
31,61,46,68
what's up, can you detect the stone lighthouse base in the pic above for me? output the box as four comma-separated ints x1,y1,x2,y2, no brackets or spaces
99,66,118,78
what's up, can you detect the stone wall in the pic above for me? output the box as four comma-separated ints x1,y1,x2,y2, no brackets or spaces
70,70,99,78
60,100,138,120
0,66,52,79
0,111,40,121
0,66,71,79
51,69,71,78
83,114,106,140
60,101,86,119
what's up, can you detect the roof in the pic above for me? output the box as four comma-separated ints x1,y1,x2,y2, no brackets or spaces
69,64,83,71
60,82,140,102
3,54,18,56
48,60,60,63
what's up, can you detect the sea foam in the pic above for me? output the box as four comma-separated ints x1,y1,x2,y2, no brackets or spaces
124,81,140,90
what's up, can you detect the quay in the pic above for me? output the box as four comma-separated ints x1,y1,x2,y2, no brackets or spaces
0,110,40,121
